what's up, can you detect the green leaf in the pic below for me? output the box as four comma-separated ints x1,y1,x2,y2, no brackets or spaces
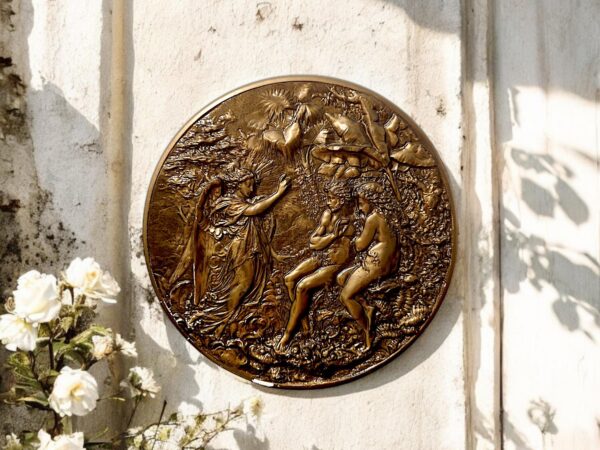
36,322,51,338
19,393,49,408
4,352,49,407
20,431,39,447
55,325,113,367
62,349,86,366
37,368,59,385
59,316,75,334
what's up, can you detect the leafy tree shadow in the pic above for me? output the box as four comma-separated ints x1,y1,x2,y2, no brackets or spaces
505,148,600,339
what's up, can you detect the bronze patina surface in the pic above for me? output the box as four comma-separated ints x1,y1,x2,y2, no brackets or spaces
143,76,455,388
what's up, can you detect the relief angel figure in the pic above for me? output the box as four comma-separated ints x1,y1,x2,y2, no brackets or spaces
175,167,290,335
167,177,222,308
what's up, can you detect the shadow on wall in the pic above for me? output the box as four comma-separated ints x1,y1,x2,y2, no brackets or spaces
505,149,600,339
492,1,600,449
504,398,559,450
382,0,460,34
232,424,270,450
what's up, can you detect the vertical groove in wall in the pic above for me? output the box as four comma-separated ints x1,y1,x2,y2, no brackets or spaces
460,1,474,446
99,0,134,424
461,0,502,448
486,0,503,447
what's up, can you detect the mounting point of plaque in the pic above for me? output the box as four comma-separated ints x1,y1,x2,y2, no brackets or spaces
143,76,456,389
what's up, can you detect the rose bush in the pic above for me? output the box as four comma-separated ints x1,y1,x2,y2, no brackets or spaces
0,258,261,449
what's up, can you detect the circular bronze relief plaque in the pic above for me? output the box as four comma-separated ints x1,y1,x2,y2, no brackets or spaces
144,76,455,388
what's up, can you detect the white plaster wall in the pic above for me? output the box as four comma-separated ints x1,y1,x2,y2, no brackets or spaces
127,2,467,449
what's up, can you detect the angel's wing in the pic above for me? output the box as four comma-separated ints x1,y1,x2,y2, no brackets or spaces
191,181,222,305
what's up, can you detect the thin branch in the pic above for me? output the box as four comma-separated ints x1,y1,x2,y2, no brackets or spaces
151,400,168,450
127,396,141,428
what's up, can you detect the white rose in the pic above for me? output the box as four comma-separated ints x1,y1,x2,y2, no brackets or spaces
91,334,114,360
12,270,61,324
65,257,120,303
38,430,84,450
121,366,160,398
115,333,137,358
49,366,99,417
0,314,38,351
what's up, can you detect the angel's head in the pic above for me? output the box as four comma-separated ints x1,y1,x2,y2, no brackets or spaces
224,166,255,198
239,176,255,197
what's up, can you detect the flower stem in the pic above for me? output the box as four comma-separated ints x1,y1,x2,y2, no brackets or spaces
51,411,63,437
48,337,55,371
127,396,141,428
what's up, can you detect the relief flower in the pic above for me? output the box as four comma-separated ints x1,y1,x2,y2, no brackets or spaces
121,366,161,398
37,430,84,450
12,270,61,324
49,367,99,417
0,314,38,351
64,257,121,304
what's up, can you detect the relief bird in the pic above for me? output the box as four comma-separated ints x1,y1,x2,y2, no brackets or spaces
262,119,302,160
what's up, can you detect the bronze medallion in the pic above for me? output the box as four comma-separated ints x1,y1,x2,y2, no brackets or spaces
144,76,455,388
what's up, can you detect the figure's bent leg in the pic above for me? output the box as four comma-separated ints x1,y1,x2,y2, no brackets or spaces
278,265,339,350
339,267,379,348
336,265,357,286
284,257,319,303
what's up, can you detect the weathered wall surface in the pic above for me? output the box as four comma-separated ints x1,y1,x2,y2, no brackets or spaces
0,0,598,449
127,2,467,449
0,0,124,436
495,1,600,449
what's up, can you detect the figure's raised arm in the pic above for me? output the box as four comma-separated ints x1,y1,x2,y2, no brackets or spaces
244,175,290,216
